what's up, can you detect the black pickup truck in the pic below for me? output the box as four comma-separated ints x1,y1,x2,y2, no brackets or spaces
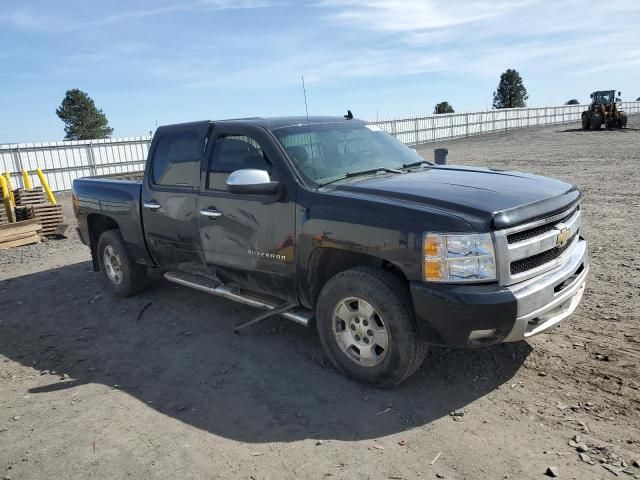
73,116,589,386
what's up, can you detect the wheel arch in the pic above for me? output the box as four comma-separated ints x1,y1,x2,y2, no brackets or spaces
300,247,410,309
87,213,120,271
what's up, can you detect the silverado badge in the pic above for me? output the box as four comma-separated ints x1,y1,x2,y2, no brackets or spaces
556,227,570,247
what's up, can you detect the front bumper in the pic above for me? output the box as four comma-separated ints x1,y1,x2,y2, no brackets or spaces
410,237,588,347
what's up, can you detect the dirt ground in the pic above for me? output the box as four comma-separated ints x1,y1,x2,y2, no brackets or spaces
1,118,639,480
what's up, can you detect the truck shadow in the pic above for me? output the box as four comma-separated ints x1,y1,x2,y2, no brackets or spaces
0,262,531,443
559,127,639,133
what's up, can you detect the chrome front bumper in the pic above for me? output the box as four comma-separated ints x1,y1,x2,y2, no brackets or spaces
503,237,588,341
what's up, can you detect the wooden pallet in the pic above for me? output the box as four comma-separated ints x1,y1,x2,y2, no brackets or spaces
14,205,34,222
13,187,46,206
0,219,42,250
30,203,64,235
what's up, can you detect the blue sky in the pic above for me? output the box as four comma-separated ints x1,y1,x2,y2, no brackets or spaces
1,0,639,143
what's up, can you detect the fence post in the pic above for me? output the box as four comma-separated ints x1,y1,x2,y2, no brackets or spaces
414,118,419,145
465,113,469,137
87,142,97,177
13,145,24,188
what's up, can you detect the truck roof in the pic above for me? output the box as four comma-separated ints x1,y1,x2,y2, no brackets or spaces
156,116,365,134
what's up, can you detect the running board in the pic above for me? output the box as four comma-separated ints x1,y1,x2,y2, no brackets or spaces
163,271,313,327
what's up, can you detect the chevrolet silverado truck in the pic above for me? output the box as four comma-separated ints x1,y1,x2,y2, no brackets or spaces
72,116,589,387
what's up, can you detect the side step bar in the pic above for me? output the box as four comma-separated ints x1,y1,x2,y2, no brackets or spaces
163,271,313,327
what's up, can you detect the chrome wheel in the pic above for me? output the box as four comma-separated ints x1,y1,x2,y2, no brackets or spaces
103,245,123,285
332,297,389,367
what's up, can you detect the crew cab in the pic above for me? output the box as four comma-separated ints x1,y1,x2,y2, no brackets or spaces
72,116,589,386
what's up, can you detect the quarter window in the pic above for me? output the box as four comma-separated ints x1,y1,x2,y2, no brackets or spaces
208,134,272,191
152,131,202,187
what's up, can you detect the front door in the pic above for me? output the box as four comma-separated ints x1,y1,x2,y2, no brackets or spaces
197,126,297,301
141,123,209,274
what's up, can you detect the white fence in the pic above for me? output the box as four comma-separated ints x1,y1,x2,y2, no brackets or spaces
1,102,639,192
0,137,151,192
374,101,640,145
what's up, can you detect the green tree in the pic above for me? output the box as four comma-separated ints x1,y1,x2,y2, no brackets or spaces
636,96,640,101
434,101,455,114
492,69,528,109
56,89,113,140
565,99,580,105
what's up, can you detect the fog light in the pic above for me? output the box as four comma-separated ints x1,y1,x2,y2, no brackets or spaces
468,329,496,341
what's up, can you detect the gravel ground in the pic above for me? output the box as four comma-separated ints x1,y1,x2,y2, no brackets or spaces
1,119,639,479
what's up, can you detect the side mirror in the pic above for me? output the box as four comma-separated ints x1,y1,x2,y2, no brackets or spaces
590,93,593,98
226,169,280,195
618,91,622,96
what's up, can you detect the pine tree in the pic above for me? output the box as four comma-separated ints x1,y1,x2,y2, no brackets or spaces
492,69,528,109
434,101,455,114
56,89,113,140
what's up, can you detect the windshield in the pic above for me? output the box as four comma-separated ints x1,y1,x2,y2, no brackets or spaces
593,91,614,104
272,122,426,186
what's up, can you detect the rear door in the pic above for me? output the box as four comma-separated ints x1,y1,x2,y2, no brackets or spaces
197,125,298,301
141,123,210,274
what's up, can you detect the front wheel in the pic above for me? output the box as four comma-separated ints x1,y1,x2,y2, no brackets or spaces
581,114,590,130
591,115,602,130
620,113,628,128
316,267,428,387
97,229,148,296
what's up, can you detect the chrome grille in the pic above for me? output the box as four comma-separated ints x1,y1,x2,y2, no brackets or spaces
510,233,578,275
507,206,579,244
494,204,582,285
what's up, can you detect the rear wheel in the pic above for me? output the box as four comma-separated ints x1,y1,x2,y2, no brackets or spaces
316,267,428,387
97,229,148,296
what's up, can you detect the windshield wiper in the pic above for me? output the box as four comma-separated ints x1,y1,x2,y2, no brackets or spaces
317,167,402,188
345,167,402,178
401,160,432,169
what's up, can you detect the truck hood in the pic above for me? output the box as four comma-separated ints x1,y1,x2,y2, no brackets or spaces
333,165,580,230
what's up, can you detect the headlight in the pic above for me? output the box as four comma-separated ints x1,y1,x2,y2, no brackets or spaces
423,233,496,282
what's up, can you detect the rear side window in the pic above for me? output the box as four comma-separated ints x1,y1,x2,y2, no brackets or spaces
152,131,202,187
208,134,272,191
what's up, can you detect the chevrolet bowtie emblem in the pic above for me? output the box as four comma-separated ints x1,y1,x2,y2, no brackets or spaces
556,227,570,247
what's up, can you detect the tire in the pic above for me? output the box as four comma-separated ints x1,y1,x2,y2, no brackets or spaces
316,267,428,387
581,114,590,130
97,229,148,296
620,113,628,128
591,115,602,130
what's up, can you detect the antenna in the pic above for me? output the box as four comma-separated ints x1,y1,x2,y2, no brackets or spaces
302,75,310,124
301,75,318,183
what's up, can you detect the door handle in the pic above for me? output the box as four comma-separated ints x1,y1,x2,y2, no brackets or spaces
200,208,223,218
143,201,162,211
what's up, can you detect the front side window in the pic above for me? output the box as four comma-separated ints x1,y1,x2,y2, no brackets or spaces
152,131,202,187
208,134,272,191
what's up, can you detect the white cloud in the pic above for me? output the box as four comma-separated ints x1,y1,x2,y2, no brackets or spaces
319,0,531,32
0,0,274,32
317,0,640,81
